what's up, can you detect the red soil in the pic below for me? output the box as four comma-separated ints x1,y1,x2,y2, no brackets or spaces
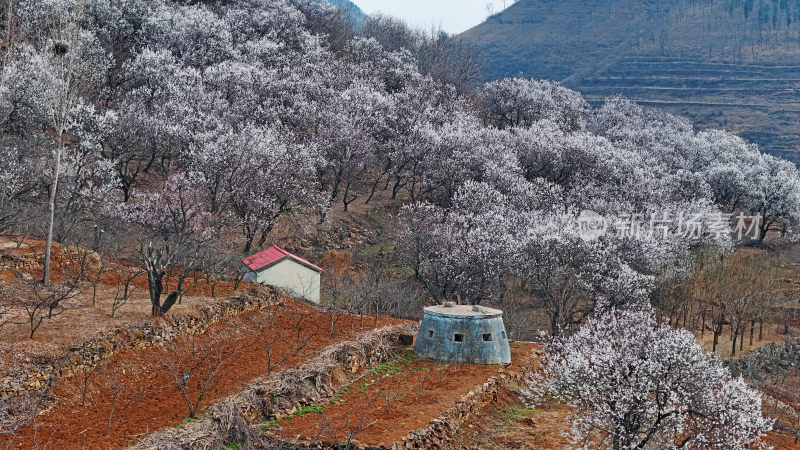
3,300,407,449
273,343,538,447
0,237,243,378
763,371,800,449
766,430,800,449
452,386,572,449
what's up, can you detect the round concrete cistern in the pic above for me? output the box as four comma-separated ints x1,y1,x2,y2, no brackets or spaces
413,303,511,365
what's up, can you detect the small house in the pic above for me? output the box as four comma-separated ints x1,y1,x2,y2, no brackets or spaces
242,245,322,304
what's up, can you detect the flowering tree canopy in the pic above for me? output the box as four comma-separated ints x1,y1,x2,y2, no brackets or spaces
533,306,773,449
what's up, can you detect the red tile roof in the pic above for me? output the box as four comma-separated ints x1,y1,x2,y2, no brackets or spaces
242,245,323,273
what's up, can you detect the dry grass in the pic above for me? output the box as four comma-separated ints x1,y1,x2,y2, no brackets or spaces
0,237,240,378
694,323,800,361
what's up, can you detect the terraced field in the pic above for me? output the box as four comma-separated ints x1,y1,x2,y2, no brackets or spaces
577,57,800,160
460,0,800,160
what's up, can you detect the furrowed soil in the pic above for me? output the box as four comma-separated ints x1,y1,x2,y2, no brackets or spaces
3,299,406,449
272,342,538,447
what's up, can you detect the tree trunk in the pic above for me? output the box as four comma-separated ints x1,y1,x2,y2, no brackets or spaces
171,268,190,305
241,223,257,254
234,271,245,290
5,0,13,51
342,181,356,212
148,268,164,317
365,178,381,204
701,309,706,337
758,212,770,242
740,328,744,352
43,139,62,286
550,312,561,337
749,320,755,346
159,291,179,316
758,225,768,242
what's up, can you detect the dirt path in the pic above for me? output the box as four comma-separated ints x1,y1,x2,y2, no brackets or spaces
3,301,406,449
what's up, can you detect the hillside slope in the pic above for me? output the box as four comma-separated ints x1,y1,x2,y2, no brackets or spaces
325,0,366,26
460,0,800,160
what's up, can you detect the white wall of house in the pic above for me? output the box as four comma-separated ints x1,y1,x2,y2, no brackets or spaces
248,259,320,304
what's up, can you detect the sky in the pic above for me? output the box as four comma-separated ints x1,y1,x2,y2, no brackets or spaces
350,0,510,35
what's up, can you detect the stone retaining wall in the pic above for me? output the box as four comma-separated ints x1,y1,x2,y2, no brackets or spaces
131,323,418,450
132,334,539,450
1,286,282,398
393,347,542,450
0,242,79,274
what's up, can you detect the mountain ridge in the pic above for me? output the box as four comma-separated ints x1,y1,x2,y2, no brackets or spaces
460,0,800,160
325,0,366,26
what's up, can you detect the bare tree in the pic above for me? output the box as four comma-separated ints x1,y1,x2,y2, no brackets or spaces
2,278,82,338
104,359,148,435
248,303,291,375
323,261,422,329
360,15,421,54
110,262,141,318
40,3,108,285
415,365,434,401
0,398,23,437
416,27,486,94
106,384,125,434
308,394,375,445
288,310,318,356
162,334,234,418
195,243,236,299
379,382,404,416
66,364,101,408
0,387,50,438
88,253,111,307
499,284,539,341
323,273,369,330
61,243,94,282
9,205,46,249
690,253,782,357
85,223,124,307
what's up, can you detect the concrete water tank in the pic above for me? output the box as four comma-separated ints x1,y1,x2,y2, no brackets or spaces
413,303,511,365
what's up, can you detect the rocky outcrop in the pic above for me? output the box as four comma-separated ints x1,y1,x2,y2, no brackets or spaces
727,337,800,382
1,287,283,399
